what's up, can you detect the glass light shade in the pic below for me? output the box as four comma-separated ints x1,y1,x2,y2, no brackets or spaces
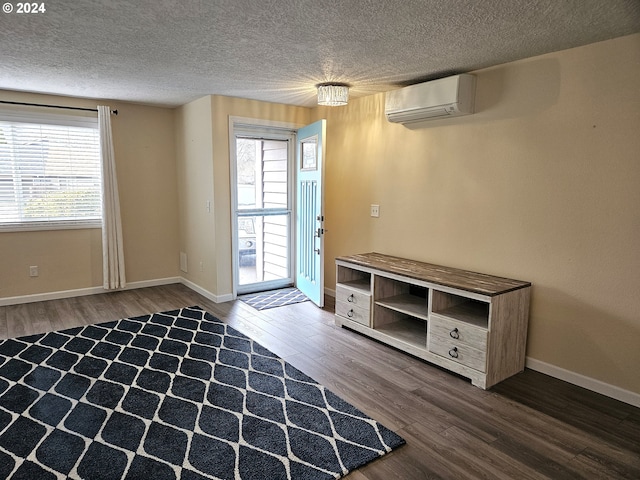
317,84,349,106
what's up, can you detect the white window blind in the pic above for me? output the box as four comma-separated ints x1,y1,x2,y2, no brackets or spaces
0,108,102,231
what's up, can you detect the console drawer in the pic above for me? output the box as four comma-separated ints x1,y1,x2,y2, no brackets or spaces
429,314,487,351
428,334,487,372
335,285,371,310
335,301,370,327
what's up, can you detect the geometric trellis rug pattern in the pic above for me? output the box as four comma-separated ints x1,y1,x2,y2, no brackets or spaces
239,287,309,310
0,306,404,479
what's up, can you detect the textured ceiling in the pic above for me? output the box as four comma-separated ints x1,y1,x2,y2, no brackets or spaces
1,0,639,107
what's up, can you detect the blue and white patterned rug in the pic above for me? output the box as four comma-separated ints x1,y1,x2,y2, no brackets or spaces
239,287,309,310
0,306,404,479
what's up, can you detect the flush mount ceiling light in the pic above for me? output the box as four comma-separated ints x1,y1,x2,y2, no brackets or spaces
317,83,349,106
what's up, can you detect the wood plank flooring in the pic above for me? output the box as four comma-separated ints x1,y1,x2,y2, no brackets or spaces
1,283,639,479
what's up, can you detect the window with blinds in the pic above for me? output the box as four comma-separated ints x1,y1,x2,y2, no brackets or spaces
0,109,102,231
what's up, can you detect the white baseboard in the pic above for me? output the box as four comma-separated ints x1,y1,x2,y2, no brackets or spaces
0,286,104,307
328,287,639,407
133,277,182,289
179,278,233,304
0,276,235,307
0,277,182,307
526,357,640,408
3,282,637,407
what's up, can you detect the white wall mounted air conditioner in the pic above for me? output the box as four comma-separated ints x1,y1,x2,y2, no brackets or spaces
385,74,476,125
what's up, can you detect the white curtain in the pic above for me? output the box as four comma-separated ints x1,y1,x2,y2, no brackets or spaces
98,106,126,289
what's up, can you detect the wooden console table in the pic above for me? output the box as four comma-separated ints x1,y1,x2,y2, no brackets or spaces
334,253,531,389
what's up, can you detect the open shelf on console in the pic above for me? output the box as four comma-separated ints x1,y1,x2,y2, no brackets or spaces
339,278,371,294
376,293,429,321
431,291,489,328
375,278,428,319
373,313,427,349
336,264,371,294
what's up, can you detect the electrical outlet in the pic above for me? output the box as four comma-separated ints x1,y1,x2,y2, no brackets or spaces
179,252,188,273
199,261,204,272
370,204,380,217
29,265,39,277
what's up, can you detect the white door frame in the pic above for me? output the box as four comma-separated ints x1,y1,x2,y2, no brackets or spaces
228,117,303,298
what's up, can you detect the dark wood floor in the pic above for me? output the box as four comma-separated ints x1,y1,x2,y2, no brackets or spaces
1,283,639,479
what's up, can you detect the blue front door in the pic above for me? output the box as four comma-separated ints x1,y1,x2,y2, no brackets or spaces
295,120,325,307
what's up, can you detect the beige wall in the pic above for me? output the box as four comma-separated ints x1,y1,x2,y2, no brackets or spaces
210,95,311,297
175,96,217,292
320,33,640,394
0,91,179,298
174,95,310,298
2,34,638,397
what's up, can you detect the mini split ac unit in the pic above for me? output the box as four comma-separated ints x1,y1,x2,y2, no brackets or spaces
385,74,476,125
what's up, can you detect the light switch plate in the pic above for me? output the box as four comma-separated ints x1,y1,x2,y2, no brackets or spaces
371,204,380,217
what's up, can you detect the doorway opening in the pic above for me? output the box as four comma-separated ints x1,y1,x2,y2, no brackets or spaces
231,127,295,295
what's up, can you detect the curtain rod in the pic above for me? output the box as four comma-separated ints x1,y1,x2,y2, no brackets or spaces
0,100,118,115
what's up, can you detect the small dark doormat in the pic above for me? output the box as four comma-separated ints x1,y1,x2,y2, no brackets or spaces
239,287,310,310
0,306,404,479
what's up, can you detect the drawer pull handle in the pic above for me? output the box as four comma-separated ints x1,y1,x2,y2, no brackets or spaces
449,328,459,339
347,309,354,318
448,347,459,358
347,294,354,303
